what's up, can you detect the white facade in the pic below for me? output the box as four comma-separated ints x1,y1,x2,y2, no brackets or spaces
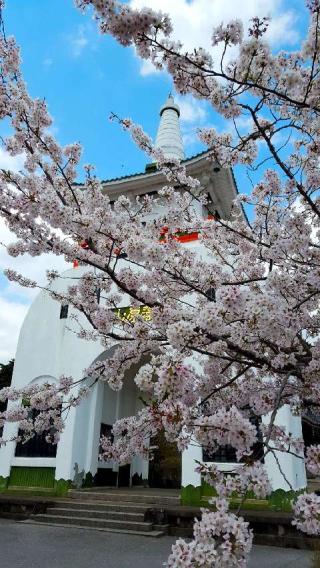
0,97,307,493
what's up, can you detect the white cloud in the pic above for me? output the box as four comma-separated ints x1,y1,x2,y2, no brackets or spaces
176,95,207,124
0,219,68,301
140,59,161,76
130,0,299,76
174,95,208,148
0,296,28,362
266,10,299,45
0,148,25,172
0,218,68,360
0,148,69,359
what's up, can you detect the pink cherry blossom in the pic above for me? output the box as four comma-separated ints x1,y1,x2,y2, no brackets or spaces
0,1,320,564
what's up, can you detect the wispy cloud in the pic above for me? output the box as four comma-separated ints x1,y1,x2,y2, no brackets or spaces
68,23,100,59
43,57,53,68
173,95,209,149
69,24,89,58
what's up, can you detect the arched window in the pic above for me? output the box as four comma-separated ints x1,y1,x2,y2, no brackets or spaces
15,376,59,458
15,406,58,458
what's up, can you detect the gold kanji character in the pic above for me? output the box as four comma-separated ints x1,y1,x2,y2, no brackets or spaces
140,305,152,321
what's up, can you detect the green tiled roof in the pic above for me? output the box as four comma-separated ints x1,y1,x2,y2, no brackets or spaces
74,149,209,186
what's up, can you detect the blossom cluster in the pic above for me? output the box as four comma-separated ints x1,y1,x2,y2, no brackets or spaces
195,406,258,460
197,462,272,500
293,493,320,535
306,445,320,476
212,20,244,47
167,499,253,567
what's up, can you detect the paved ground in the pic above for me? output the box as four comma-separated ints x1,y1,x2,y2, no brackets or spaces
0,518,313,567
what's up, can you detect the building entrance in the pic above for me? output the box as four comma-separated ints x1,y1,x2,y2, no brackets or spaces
148,431,181,489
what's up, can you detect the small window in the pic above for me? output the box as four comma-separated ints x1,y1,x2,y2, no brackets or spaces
60,304,69,319
95,288,101,304
206,288,216,302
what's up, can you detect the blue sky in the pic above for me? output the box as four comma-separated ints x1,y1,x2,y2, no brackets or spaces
0,0,310,361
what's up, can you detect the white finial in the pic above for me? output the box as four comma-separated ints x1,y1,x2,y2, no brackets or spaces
155,94,185,162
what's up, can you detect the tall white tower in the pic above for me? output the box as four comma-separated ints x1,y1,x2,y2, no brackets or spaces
155,94,185,162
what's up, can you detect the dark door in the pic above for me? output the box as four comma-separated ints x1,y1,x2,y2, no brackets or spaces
148,431,181,488
118,464,131,487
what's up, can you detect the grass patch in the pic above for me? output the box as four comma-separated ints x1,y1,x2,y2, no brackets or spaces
181,485,305,512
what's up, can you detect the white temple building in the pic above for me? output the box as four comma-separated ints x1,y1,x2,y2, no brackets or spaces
0,96,307,495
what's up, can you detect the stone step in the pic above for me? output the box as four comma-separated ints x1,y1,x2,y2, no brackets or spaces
55,500,149,513
68,490,180,506
47,507,145,522
24,519,165,538
30,513,154,532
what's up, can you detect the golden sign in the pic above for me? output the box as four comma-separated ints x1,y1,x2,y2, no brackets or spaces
115,305,152,323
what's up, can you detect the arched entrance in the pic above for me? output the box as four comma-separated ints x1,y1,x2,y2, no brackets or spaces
89,348,182,488
94,364,148,488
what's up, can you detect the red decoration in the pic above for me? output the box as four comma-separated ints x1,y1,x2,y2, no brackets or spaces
175,232,199,243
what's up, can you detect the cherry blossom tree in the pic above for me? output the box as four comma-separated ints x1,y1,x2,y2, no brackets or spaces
1,0,320,563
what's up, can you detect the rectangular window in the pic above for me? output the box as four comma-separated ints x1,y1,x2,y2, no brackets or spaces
202,414,264,463
203,445,237,463
99,423,113,455
15,408,58,458
60,304,69,319
0,400,6,439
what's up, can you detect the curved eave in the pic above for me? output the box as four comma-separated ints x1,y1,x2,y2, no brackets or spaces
101,151,244,222
75,150,246,222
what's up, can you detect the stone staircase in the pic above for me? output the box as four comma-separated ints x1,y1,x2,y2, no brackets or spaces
24,488,181,537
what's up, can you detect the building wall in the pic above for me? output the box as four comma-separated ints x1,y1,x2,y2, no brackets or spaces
0,166,308,491
0,267,104,483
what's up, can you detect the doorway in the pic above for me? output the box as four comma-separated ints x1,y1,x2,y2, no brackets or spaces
148,431,181,488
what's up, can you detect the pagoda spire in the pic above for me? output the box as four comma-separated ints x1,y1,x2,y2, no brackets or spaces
155,94,185,162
